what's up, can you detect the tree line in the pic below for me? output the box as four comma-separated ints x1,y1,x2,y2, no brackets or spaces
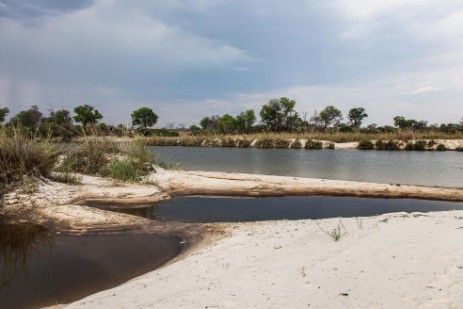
192,97,463,135
0,105,159,140
1,98,462,139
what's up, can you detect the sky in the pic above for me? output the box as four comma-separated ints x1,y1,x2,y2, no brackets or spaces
0,0,462,127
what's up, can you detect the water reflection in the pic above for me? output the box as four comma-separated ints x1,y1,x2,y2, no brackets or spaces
0,218,54,291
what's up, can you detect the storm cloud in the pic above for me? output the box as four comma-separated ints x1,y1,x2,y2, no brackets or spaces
0,0,462,126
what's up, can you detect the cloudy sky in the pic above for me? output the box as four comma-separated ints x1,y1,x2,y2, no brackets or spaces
1,0,462,127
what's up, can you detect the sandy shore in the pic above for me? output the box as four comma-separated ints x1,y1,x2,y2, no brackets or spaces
67,211,463,308
2,169,463,308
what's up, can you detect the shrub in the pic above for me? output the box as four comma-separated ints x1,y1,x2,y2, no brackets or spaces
273,139,290,148
0,131,58,198
357,139,374,150
291,140,303,148
414,140,428,151
110,160,138,181
305,140,323,149
328,143,335,149
378,139,400,150
456,147,463,152
436,144,448,151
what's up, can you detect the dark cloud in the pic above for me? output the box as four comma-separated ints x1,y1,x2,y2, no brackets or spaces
0,0,93,19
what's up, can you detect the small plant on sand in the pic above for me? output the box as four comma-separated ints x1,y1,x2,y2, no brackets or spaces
315,219,348,241
328,142,335,149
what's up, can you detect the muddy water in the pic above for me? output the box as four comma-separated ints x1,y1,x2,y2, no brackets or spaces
0,220,182,309
98,196,463,223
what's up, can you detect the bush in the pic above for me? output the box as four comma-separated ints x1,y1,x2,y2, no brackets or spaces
291,140,303,148
456,147,463,152
376,139,400,150
305,140,323,149
110,160,138,181
357,139,374,150
60,138,116,175
328,143,335,149
436,144,447,151
405,140,428,151
0,131,58,198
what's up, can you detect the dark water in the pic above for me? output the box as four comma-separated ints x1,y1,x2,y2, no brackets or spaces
100,196,463,223
0,221,182,309
148,146,463,187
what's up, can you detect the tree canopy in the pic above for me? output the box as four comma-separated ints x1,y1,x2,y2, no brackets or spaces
347,107,368,128
73,105,103,127
311,105,343,130
0,106,9,123
10,105,43,130
131,107,158,129
260,97,299,132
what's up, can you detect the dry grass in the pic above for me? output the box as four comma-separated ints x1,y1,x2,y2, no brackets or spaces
0,130,59,198
145,130,463,148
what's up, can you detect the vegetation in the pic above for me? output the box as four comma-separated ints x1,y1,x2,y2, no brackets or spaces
73,104,103,127
357,139,374,150
0,130,58,199
131,107,158,129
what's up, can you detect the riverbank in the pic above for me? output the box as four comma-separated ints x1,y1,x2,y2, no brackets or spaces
3,169,463,234
2,169,463,308
145,134,463,151
66,210,463,308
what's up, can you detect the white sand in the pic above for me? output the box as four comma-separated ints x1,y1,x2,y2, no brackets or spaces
3,169,463,308
67,211,463,308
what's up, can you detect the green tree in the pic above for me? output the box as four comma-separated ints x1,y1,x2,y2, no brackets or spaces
217,114,236,134
319,105,343,130
10,105,43,130
236,110,256,133
0,106,9,123
200,117,210,130
54,109,72,126
131,107,158,129
347,107,368,128
260,97,298,132
73,105,103,127
393,116,417,129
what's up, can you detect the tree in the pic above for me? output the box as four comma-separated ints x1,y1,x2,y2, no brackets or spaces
10,105,43,130
260,97,299,132
393,116,417,129
318,105,343,130
54,109,72,126
217,114,236,134
260,99,282,131
199,115,220,131
0,106,9,123
131,107,158,129
347,107,368,128
235,110,256,133
73,105,103,127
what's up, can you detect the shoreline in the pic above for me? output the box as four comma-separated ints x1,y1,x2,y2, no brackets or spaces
1,169,463,308
3,169,463,234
